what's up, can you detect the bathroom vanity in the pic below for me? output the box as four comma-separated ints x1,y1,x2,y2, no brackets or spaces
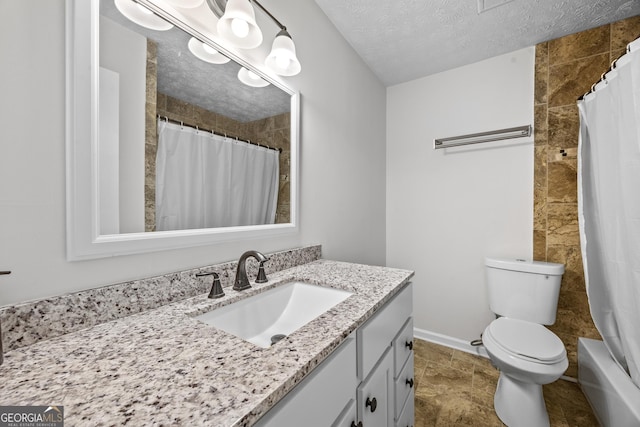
255,281,414,427
0,253,414,426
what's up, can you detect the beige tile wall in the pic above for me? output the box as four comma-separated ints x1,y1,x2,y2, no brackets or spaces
533,16,640,376
242,113,291,224
145,40,158,232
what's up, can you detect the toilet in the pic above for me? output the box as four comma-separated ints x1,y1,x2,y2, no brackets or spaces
482,257,568,427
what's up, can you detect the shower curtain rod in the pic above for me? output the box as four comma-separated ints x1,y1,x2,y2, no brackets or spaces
157,116,282,153
578,43,632,101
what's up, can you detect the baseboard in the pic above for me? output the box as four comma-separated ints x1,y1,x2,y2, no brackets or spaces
413,327,490,359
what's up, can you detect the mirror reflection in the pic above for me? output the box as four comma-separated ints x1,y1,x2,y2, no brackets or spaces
98,0,292,234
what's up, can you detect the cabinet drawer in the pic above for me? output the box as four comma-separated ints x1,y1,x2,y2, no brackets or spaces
395,391,415,427
394,352,414,419
393,317,414,377
357,283,413,379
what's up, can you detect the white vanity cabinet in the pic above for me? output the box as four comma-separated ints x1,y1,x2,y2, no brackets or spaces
357,347,393,426
256,283,413,427
254,334,358,427
332,398,357,427
356,283,414,427
393,319,415,427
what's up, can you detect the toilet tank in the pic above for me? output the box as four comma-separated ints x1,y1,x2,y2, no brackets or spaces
485,257,565,325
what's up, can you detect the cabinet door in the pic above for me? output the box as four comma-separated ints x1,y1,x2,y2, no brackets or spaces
332,398,357,427
255,335,357,427
358,284,413,380
358,347,393,427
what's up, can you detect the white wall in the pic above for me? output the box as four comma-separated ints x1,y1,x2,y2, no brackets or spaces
98,67,120,235
0,0,386,306
99,17,147,233
386,48,535,342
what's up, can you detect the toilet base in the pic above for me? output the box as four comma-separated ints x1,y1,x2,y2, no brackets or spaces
494,372,550,427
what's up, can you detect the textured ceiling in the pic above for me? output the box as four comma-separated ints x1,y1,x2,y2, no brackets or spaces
313,0,640,86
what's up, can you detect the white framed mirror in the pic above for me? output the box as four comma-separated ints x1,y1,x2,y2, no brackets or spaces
66,0,300,260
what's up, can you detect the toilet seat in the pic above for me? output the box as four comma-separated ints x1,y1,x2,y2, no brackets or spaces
485,318,566,364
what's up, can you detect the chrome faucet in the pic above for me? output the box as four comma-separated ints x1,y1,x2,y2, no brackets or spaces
233,250,269,291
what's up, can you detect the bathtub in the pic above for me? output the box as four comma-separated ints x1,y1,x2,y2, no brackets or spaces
578,338,640,426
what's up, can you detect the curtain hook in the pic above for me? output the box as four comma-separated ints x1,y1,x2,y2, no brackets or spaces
600,72,608,86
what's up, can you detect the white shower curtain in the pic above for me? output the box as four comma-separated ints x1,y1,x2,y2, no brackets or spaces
156,119,279,230
577,36,640,389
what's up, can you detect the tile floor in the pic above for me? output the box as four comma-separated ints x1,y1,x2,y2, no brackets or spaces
412,339,600,426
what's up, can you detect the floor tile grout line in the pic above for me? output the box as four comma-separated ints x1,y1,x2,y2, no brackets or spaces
413,338,599,426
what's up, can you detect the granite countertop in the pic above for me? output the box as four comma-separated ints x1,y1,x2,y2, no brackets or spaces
0,260,413,426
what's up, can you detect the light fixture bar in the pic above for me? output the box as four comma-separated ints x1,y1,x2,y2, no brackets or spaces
206,0,301,76
251,0,285,30
434,125,531,150
252,0,301,76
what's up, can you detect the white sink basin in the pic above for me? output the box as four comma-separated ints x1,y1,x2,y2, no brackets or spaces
195,281,352,348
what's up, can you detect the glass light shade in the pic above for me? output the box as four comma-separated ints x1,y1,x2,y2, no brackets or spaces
216,0,263,49
202,44,218,55
114,0,173,31
265,30,301,76
231,18,250,38
187,37,231,64
164,0,204,8
237,67,270,87
136,4,153,14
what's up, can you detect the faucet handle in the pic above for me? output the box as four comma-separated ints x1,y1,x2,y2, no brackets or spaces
196,271,217,278
255,261,269,283
196,272,225,299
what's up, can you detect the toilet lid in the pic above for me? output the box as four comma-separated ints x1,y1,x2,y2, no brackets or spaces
486,318,566,364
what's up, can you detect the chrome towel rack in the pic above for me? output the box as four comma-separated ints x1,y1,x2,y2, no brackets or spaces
434,125,531,149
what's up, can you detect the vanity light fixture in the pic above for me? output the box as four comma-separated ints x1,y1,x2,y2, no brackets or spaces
216,0,263,49
114,0,174,31
163,0,204,8
251,0,302,77
208,0,302,76
265,29,301,76
237,67,270,87
187,37,231,64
